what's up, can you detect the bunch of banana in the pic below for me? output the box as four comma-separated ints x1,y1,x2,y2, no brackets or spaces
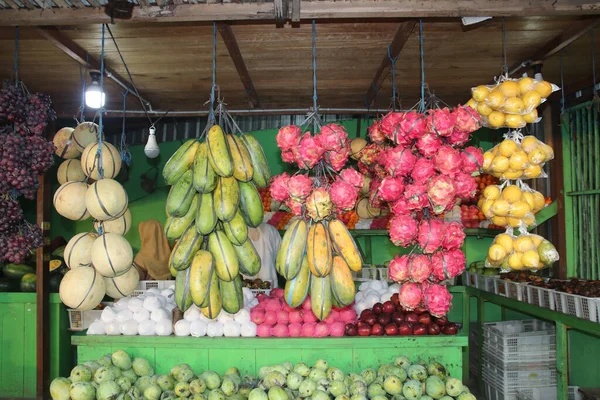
163,125,270,319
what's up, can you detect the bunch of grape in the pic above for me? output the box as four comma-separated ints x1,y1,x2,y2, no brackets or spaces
0,223,43,264
0,82,56,136
0,196,23,234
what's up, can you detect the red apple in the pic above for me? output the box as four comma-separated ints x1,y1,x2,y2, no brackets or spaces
371,323,384,336
363,314,377,326
357,321,369,328
382,301,395,314
434,316,449,326
414,306,427,314
358,325,372,336
391,311,405,326
405,312,418,324
377,313,391,326
442,323,458,335
345,323,358,336
417,312,432,326
372,303,383,315
391,293,400,306
360,309,374,320
398,322,413,336
428,324,441,335
412,323,427,336
384,323,398,336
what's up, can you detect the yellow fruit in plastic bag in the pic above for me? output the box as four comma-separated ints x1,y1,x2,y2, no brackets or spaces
514,236,536,253
530,234,544,247
491,216,507,226
532,192,546,211
523,164,542,179
499,80,520,97
540,144,554,160
487,91,506,109
534,80,553,98
477,102,493,116
508,252,524,270
510,201,531,218
506,217,522,228
482,151,494,170
481,199,494,218
522,250,541,269
483,185,501,200
504,97,525,114
522,91,542,109
522,192,535,210
523,108,539,124
539,240,560,265
505,114,525,129
509,151,529,170
495,233,514,253
521,136,539,153
501,185,522,203
518,77,535,93
477,197,484,209
466,98,478,109
503,169,523,180
499,140,518,157
528,148,546,165
472,85,490,102
488,244,507,263
523,214,536,226
490,156,509,173
491,199,510,217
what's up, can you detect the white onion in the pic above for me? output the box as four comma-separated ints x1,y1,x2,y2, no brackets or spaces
183,307,201,321
87,320,106,335
133,308,150,323
151,308,170,323
223,321,241,337
206,322,224,337
155,320,173,336
234,309,251,324
189,320,208,337
105,321,122,335
174,319,191,337
127,298,144,313
120,320,138,335
240,322,257,337
138,320,156,336
143,296,161,312
101,307,116,323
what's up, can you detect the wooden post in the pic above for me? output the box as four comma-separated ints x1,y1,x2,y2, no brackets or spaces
36,123,52,399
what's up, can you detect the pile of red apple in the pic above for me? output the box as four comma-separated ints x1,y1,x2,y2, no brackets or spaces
344,293,459,337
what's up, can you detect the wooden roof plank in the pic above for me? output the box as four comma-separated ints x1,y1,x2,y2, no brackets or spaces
365,21,415,106
3,0,20,9
52,0,71,8
69,0,86,8
155,0,168,6
218,22,261,108
533,17,600,60
87,0,102,7
138,0,150,8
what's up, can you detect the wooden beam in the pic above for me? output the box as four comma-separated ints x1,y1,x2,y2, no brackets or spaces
52,0,71,8
3,0,20,10
137,0,150,8
291,0,300,22
365,21,415,106
87,0,102,8
2,0,600,25
217,23,261,108
69,0,86,8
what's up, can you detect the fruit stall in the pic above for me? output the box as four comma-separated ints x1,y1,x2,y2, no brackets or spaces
1,3,600,400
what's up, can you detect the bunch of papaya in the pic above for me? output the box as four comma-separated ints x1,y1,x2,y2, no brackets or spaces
163,125,270,319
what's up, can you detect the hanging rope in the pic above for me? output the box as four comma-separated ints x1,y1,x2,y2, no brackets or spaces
312,20,319,132
560,50,565,115
502,18,509,75
13,26,18,86
208,21,217,125
78,53,89,122
419,19,426,113
120,88,132,166
591,29,597,96
96,24,106,180
387,46,398,111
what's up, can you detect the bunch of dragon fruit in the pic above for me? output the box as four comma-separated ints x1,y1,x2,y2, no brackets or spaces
271,124,364,221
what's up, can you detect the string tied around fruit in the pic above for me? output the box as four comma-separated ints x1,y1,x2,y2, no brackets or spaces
119,87,132,166
75,52,89,125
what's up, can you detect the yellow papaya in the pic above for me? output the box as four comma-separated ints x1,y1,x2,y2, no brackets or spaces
189,250,214,307
227,135,253,182
175,268,193,312
220,274,244,314
328,218,363,272
163,139,200,185
193,142,218,193
214,176,240,222
330,256,356,306
310,274,332,320
223,209,248,246
284,255,311,308
164,194,198,241
196,192,217,235
207,125,233,177
276,219,308,280
240,134,270,188
169,224,203,271
307,222,333,277
208,231,239,282
232,238,261,276
239,181,263,228
166,170,196,217
199,265,222,320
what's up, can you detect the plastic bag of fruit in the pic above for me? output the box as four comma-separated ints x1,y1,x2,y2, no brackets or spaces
480,182,547,228
482,133,554,180
486,229,559,271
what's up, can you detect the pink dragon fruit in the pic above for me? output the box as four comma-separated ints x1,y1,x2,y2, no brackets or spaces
379,177,405,202
431,249,466,282
400,111,428,141
367,178,383,208
461,146,484,176
427,175,456,214
416,133,443,157
368,121,387,144
424,283,453,317
339,168,364,188
399,282,423,310
427,107,457,137
380,112,405,140
404,183,430,211
359,143,382,166
384,147,417,178
443,221,466,250
389,214,418,247
270,173,291,202
276,125,302,151
306,188,333,221
390,198,412,216
410,254,433,283
287,174,313,200
447,128,470,146
417,218,446,254
388,254,410,282
453,172,477,200
281,149,297,164
330,180,359,211
326,145,350,172
452,105,481,134
318,124,348,152
285,198,303,216
411,157,437,185
435,145,463,176
297,133,324,169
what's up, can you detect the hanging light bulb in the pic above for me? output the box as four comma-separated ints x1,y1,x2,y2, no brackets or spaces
85,70,106,109
144,126,160,158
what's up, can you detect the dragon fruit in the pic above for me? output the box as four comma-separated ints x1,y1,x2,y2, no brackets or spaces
277,125,302,151
388,254,410,282
390,198,412,216
411,157,437,185
270,173,291,202
389,214,418,247
326,145,350,172
330,181,359,211
404,183,430,211
443,221,466,250
400,111,428,141
427,108,456,137
461,146,484,175
427,175,456,214
368,121,387,144
424,284,453,317
306,188,333,221
417,219,446,254
287,174,313,200
318,124,348,152
384,147,417,178
297,133,324,169
416,133,443,157
359,143,382,166
447,128,470,146
398,282,423,310
379,177,405,202
453,172,477,200
431,249,466,282
380,112,405,140
435,145,463,176
452,105,481,134
339,168,364,188
409,254,433,283
285,198,303,216
281,149,297,163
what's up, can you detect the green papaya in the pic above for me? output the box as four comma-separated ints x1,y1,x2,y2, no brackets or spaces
284,256,311,308
169,225,203,271
276,219,308,280
223,209,248,246
165,194,198,241
189,250,214,307
207,125,233,177
193,142,218,193
220,274,244,314
163,139,200,185
166,170,195,217
240,134,270,188
238,181,263,228
200,265,222,320
310,274,332,321
214,176,240,222
208,231,239,282
175,268,193,312
196,192,218,235
232,238,261,276
330,256,356,306
227,135,253,182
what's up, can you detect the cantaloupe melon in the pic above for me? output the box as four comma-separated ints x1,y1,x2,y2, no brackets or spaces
72,122,99,152
91,233,133,278
350,137,367,160
53,127,80,159
104,264,140,299
85,179,128,221
53,181,90,221
64,232,98,269
81,142,122,180
57,159,86,185
94,209,132,236
59,266,106,310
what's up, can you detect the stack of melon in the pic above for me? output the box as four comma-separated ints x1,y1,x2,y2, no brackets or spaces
53,123,138,310
164,125,270,320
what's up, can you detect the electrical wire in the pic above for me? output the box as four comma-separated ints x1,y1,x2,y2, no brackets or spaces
419,19,425,112
13,26,18,86
96,24,106,180
312,20,318,132
502,17,509,75
387,46,398,111
209,21,217,125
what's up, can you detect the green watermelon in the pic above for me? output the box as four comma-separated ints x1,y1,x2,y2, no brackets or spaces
52,246,66,258
0,278,19,292
2,264,35,279
49,274,62,293
20,273,36,292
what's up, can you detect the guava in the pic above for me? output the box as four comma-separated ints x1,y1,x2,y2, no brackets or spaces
97,354,113,367
97,380,121,400
360,369,377,385
312,390,329,400
239,384,253,398
156,375,175,391
201,371,222,390
383,376,403,396
116,376,132,392
349,381,367,397
170,364,194,382
368,383,386,398
127,386,141,399
132,357,154,377
419,396,434,400
111,350,132,370
174,382,191,398
445,378,463,397
264,371,286,389
225,367,241,377
190,378,207,394
377,364,392,378
371,396,388,400
426,362,447,380
268,386,288,400
327,368,345,382
191,395,207,400
284,388,295,400
270,365,289,376
394,357,411,370
258,366,272,380
293,363,310,377
108,365,123,379
308,369,326,382
402,380,422,400
230,394,246,400
425,376,445,399
282,363,294,373
350,395,367,400
50,377,71,400
144,383,163,400
313,359,329,371
221,376,239,396
335,395,350,400
285,372,303,390
135,375,154,393
178,368,196,383
386,366,406,380
70,366,93,383
329,381,348,397
122,369,137,384
160,390,177,400
298,378,317,397
407,365,427,381
391,396,407,400
243,375,258,387
94,366,116,384
438,396,453,400
70,381,96,400
456,392,475,400
82,361,101,376
208,388,226,400
249,388,269,400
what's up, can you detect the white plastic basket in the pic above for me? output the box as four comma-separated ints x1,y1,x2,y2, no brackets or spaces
483,320,556,362
553,291,600,322
68,302,112,331
524,285,556,311
352,267,389,282
132,280,175,297
482,359,557,393
493,278,528,301
516,386,583,400
250,288,272,297
484,382,516,400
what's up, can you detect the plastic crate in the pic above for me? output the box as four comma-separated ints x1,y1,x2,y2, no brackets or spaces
553,291,600,322
250,288,272,296
516,386,583,400
476,273,497,292
132,280,175,297
482,359,557,393
524,285,556,311
68,302,112,331
352,267,389,282
463,271,475,287
493,278,528,301
483,320,556,361
484,382,516,400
